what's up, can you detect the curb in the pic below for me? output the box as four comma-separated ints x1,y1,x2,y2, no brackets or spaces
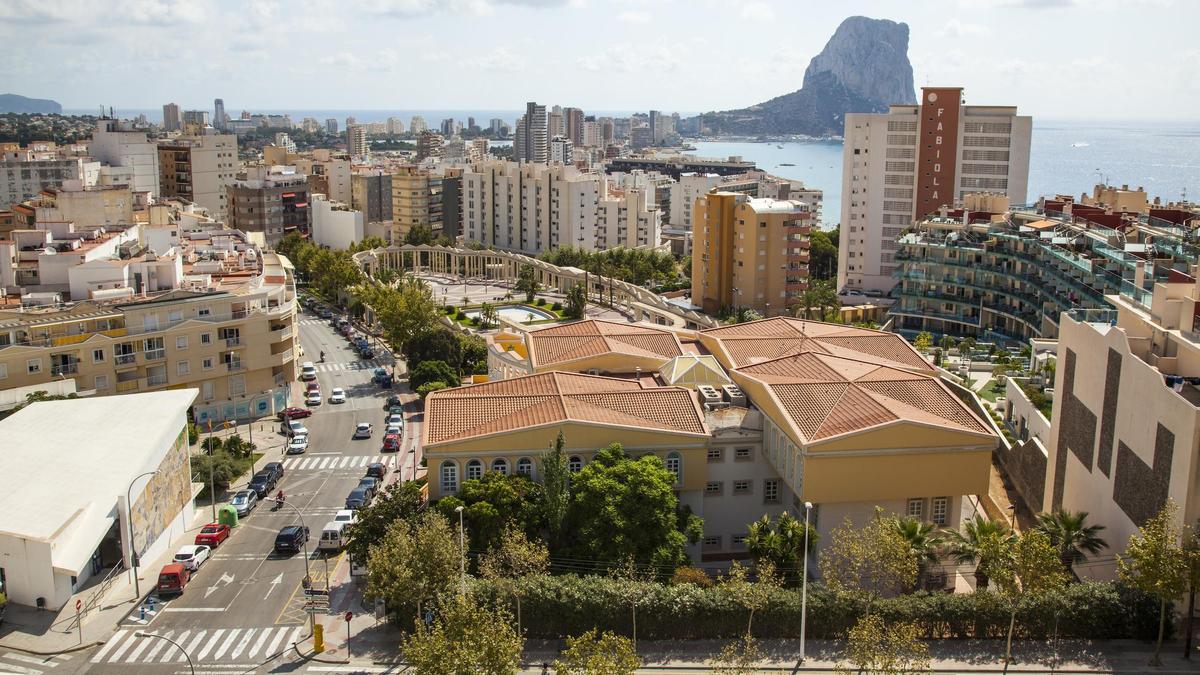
0,640,105,656
293,643,350,665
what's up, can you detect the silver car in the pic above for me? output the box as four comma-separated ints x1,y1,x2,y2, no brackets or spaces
230,489,258,516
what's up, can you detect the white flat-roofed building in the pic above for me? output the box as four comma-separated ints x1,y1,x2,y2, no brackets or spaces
0,389,199,609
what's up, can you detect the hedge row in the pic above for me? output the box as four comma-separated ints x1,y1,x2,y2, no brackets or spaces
473,575,1166,641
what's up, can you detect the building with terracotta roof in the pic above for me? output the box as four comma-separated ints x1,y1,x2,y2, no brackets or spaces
487,319,685,380
698,317,998,556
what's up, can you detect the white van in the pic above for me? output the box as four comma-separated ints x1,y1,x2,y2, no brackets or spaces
300,362,317,381
318,521,348,552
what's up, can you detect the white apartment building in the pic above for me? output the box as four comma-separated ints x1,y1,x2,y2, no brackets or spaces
90,119,161,198
582,121,602,148
550,136,573,165
410,116,427,133
386,117,405,135
311,193,364,250
346,125,368,159
598,186,660,251
669,174,722,231
157,132,238,221
838,87,1031,293
1,156,100,207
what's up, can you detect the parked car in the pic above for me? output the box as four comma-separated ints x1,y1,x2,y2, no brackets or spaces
388,405,405,417
248,470,277,498
287,434,309,455
345,488,370,510
306,381,321,393
381,433,400,452
365,462,388,479
156,563,190,596
281,419,309,437
230,490,258,516
386,414,404,428
277,407,312,420
172,544,211,571
333,509,358,527
359,347,374,360
194,523,230,548
263,461,285,483
330,388,347,404
273,525,310,555
385,395,402,408
305,391,322,406
357,477,379,499
300,362,317,381
353,422,373,439
385,423,402,436
319,308,332,319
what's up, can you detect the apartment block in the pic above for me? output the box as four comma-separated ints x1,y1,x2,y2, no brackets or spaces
346,124,368,158
513,102,547,164
0,230,298,424
416,131,443,162
351,171,393,224
25,183,134,230
691,192,811,317
598,185,660,251
90,119,160,197
1,155,100,207
839,87,1031,293
227,166,311,245
312,194,364,250
549,136,573,165
157,132,238,220
391,166,443,240
162,103,182,132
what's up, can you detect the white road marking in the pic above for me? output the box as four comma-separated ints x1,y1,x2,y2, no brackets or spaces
122,631,157,662
195,629,225,661
264,626,290,656
3,653,59,667
286,626,303,650
228,629,255,659
0,661,42,674
91,629,130,662
161,630,190,662
246,627,273,659
104,630,141,662
183,631,208,661
212,629,241,660
162,607,226,612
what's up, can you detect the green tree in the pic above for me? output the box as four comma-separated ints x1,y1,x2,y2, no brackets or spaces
554,629,641,675
709,634,764,675
479,301,500,329
189,450,248,498
795,278,838,320
819,510,918,614
721,561,781,637
913,331,934,354
567,444,701,568
435,472,545,550
1119,500,1190,666
515,264,541,303
417,381,449,399
1035,509,1109,576
405,328,464,373
893,516,946,591
836,614,930,675
540,431,571,549
478,525,550,635
939,335,956,354
365,511,462,624
807,228,838,280
944,515,1015,591
565,283,587,319
988,529,1069,670
411,360,459,392
746,512,817,575
958,337,977,356
404,223,434,246
347,480,426,565
402,595,523,675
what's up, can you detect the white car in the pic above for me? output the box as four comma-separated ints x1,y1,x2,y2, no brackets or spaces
305,391,322,406
287,434,309,455
334,509,358,528
386,414,404,428
385,423,402,437
173,544,211,571
286,419,309,437
353,422,373,439
300,361,317,381
330,388,347,404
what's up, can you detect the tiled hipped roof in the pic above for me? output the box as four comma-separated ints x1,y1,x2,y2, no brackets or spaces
424,372,707,445
702,317,933,371
528,320,683,368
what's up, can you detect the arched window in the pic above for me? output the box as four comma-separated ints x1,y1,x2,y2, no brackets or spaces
466,459,483,481
665,451,682,484
491,458,509,475
568,456,583,473
516,457,534,478
440,461,458,494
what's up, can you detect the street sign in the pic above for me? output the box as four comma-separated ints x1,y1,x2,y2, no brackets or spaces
344,611,353,622
76,599,82,611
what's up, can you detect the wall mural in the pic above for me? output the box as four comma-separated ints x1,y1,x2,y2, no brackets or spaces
130,427,192,557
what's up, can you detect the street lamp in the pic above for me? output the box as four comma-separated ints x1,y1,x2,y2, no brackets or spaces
126,470,159,602
135,632,195,675
799,501,814,664
274,498,315,635
454,505,466,597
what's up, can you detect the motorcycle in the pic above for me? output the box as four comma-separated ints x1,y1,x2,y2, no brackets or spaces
319,351,325,363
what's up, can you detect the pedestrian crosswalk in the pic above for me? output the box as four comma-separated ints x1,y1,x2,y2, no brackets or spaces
283,454,396,471
0,650,73,675
312,360,382,373
90,626,304,666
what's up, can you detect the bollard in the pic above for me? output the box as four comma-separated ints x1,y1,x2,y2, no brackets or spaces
140,604,145,620
313,624,325,654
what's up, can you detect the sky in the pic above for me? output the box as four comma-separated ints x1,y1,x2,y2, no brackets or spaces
1,0,1197,121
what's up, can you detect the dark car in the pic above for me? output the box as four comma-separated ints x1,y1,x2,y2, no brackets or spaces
319,308,332,319
366,462,388,479
274,525,310,555
345,488,370,510
385,395,402,408
357,477,379,500
248,470,277,498
359,347,374,360
263,461,285,483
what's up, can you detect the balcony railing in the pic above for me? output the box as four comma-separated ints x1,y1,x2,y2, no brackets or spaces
51,363,79,376
144,349,166,361
115,353,136,366
224,337,242,347
147,374,168,387
227,361,245,372
116,380,139,393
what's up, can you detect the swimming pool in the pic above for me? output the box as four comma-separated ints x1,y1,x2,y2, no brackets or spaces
464,304,557,324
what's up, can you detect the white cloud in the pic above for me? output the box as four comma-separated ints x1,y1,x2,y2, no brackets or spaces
468,46,526,71
577,42,686,73
939,18,989,37
617,10,650,23
118,0,208,24
738,1,774,21
319,52,366,69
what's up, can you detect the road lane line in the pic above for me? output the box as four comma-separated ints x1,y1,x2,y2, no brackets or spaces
0,661,42,674
229,629,256,659
104,630,142,662
4,653,59,667
161,630,190,662
91,629,129,662
264,626,290,656
212,629,241,660
196,629,225,660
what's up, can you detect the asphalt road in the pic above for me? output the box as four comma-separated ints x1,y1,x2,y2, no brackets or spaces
80,306,418,675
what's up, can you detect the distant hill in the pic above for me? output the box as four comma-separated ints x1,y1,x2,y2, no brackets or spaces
0,94,63,115
692,17,915,138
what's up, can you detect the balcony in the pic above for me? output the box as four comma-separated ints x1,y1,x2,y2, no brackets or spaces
115,353,137,367
224,337,242,348
144,349,166,361
51,363,79,376
226,361,246,373
146,374,168,387
116,380,140,393
270,348,294,367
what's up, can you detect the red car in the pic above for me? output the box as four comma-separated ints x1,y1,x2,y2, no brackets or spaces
382,433,400,452
306,381,320,393
194,523,230,547
277,407,312,420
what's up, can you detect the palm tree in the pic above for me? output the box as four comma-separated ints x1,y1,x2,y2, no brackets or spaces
894,516,945,591
746,513,817,575
943,515,1015,591
1035,509,1108,576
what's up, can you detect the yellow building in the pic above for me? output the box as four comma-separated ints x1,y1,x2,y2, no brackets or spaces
691,192,811,317
0,251,298,424
487,318,684,380
391,166,443,241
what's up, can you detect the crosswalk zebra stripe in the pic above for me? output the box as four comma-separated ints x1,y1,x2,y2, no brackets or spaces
162,630,191,662
4,653,61,668
183,631,208,661
196,629,225,661
0,661,41,674
213,629,241,660
105,630,140,662
287,626,303,651
265,626,293,657
229,630,255,660
91,629,130,662
122,632,157,662
247,627,274,659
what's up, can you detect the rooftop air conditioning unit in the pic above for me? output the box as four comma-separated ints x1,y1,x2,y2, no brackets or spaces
697,385,722,408
722,384,747,407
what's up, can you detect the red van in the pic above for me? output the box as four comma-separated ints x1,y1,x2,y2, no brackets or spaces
157,563,191,596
